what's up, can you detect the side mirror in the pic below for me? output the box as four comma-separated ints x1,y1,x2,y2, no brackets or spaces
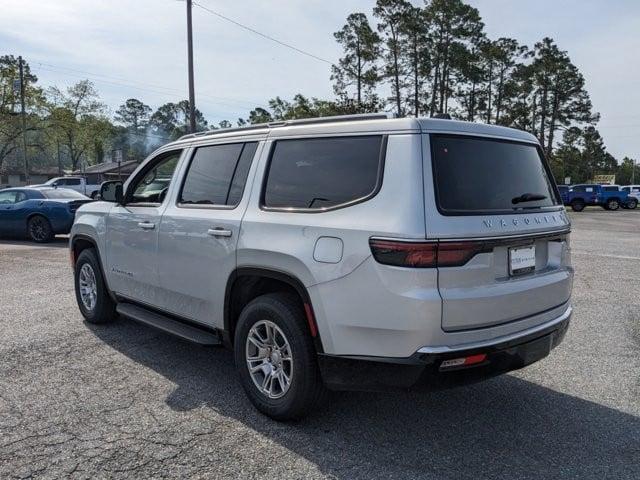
100,181,123,203
52,182,59,188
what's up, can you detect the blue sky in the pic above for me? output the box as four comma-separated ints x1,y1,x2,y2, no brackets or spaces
2,0,638,159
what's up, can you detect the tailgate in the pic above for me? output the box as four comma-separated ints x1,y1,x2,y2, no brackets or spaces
422,133,573,331
437,231,572,331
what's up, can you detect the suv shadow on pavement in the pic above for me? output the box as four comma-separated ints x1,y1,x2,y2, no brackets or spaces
86,318,639,480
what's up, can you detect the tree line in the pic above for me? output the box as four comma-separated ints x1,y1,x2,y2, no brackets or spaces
0,0,636,184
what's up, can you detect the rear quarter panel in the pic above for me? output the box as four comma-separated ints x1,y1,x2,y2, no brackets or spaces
238,133,428,354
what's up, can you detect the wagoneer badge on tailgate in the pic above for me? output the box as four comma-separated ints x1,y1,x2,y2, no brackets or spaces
482,212,568,229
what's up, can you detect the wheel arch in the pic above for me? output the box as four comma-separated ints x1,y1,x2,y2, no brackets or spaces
224,267,324,353
71,234,116,301
25,211,51,225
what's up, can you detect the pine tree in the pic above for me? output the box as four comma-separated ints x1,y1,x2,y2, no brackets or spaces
332,13,381,112
374,0,412,117
425,0,483,115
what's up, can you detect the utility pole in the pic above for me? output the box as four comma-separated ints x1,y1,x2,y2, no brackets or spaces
186,0,196,133
18,56,29,184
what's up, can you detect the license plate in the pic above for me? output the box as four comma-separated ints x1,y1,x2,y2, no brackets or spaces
509,245,536,276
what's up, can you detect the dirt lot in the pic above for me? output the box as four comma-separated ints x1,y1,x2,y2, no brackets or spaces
0,208,638,479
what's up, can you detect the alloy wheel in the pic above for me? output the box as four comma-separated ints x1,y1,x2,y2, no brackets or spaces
29,217,48,241
245,320,293,399
78,263,98,311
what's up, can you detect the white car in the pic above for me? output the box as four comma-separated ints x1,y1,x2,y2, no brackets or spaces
621,185,640,202
69,114,573,420
33,176,101,199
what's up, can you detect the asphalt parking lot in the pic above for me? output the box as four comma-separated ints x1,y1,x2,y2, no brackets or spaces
1,208,638,479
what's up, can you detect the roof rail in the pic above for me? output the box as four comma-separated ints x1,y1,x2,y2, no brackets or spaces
178,112,394,141
178,122,271,140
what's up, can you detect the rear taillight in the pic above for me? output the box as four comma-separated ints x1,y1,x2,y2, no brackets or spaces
369,240,437,267
369,239,488,268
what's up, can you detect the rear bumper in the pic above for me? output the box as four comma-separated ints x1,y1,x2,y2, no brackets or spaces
318,306,571,392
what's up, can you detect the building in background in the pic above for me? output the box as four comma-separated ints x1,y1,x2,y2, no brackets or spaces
0,166,61,188
73,160,140,185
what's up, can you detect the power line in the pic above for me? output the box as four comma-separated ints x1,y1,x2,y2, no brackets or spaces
192,0,334,66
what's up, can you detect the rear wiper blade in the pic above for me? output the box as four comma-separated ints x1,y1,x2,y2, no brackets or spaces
512,193,547,204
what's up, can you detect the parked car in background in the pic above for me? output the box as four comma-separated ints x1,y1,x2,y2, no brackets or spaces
0,187,92,242
31,176,102,199
566,184,636,211
70,114,573,420
600,185,637,210
557,185,570,205
621,185,640,203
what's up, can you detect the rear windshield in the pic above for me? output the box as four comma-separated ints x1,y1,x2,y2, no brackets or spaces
431,135,559,214
41,188,88,199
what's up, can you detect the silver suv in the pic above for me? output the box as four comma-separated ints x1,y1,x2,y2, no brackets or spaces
70,114,573,420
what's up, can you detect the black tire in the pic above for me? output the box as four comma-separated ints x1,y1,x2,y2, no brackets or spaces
234,293,327,421
606,198,620,211
27,215,54,242
74,249,116,324
570,199,585,212
626,199,637,210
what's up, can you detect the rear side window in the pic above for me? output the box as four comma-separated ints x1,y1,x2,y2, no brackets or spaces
431,135,559,215
602,186,619,192
179,142,258,207
263,136,384,210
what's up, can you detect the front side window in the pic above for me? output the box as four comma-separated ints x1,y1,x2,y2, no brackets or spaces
179,142,257,207
0,191,18,204
129,151,181,204
431,135,559,214
263,136,384,210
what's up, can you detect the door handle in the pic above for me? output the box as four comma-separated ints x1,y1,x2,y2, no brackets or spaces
138,222,155,230
207,228,232,238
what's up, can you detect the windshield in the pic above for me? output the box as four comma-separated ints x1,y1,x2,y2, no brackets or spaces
430,135,559,214
41,188,88,199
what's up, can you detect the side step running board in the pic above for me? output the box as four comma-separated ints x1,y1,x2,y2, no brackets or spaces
116,302,221,346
